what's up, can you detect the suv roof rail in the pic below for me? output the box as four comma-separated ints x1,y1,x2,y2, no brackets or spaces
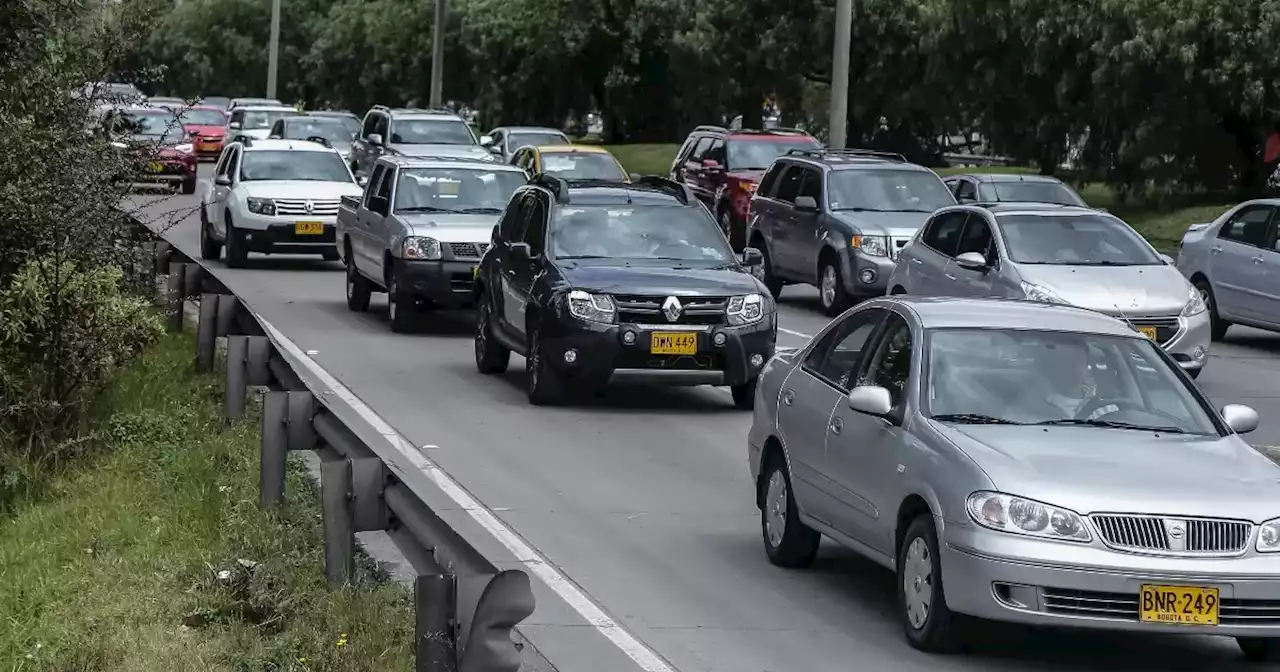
304,135,332,148
396,107,455,115
529,173,571,203
370,104,391,112
693,125,728,134
785,147,907,163
632,175,692,204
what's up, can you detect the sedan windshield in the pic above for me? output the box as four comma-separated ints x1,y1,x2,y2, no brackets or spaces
281,118,355,143
551,205,733,262
180,109,228,126
239,109,300,129
728,138,821,170
394,168,524,212
926,328,1219,435
508,132,569,151
540,153,626,181
118,111,185,143
239,150,352,182
978,180,1085,206
828,169,956,212
997,213,1161,265
390,119,476,145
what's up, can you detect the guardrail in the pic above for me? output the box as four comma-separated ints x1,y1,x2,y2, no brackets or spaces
127,229,536,672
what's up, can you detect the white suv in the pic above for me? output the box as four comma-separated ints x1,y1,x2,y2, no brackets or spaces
200,138,364,267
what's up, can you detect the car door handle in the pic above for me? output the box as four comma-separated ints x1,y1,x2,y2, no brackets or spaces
945,273,957,280
781,389,795,406
910,258,923,265
829,417,843,434
1210,246,1222,255
1254,256,1265,264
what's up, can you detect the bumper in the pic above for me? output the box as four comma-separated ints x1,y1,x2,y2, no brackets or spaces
539,316,776,387
943,525,1280,636
842,251,898,298
395,259,479,307
196,138,224,157
233,217,337,255
1164,310,1211,373
137,161,196,184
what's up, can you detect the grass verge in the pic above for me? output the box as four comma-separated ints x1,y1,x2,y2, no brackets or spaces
602,143,1233,253
0,331,414,671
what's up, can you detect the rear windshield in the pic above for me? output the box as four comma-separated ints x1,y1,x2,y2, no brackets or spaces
979,181,1085,206
281,118,355,143
540,153,626,181
239,150,352,183
728,137,821,170
508,132,570,151
390,119,476,145
996,213,1161,266
237,109,300,129
827,169,956,213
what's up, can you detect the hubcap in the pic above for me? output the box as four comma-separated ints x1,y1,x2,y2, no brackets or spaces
821,265,837,307
902,537,933,630
1198,286,1212,309
764,470,788,549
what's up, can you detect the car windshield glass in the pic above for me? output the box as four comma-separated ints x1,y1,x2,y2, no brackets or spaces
925,328,1219,435
509,132,569,150
390,119,475,145
551,205,733,262
239,150,352,182
329,116,360,137
997,213,1161,265
727,138,820,170
180,109,227,126
979,181,1084,206
200,96,230,108
119,111,184,142
283,119,355,143
540,153,626,181
394,168,524,212
240,109,300,129
827,169,955,212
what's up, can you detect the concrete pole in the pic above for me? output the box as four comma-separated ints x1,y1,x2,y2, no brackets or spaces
266,0,282,99
429,0,446,107
828,0,853,149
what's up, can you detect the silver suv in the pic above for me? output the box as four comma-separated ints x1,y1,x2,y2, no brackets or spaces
349,105,495,177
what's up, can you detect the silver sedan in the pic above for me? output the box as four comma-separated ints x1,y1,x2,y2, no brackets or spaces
747,295,1279,660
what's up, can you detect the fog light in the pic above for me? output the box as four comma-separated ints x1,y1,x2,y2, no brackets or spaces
622,331,636,345
713,332,728,347
860,269,876,284
1192,345,1207,361
563,349,578,364
750,353,764,368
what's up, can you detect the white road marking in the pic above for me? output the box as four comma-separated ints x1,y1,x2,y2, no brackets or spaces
779,327,812,339
259,317,676,672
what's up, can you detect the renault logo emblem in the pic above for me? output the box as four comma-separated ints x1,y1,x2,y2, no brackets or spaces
304,200,315,214
662,296,683,322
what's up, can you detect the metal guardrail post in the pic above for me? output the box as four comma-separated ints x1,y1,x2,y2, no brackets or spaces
215,294,236,337
225,335,249,421
458,570,536,672
260,391,289,506
246,336,272,386
182,262,202,298
153,240,171,275
195,293,219,372
321,455,356,585
165,265,184,332
350,457,388,532
416,574,459,672
286,391,317,450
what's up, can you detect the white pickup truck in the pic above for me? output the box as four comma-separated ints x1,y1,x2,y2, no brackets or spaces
335,155,530,332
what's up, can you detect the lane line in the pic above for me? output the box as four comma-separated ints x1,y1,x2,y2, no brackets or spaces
779,326,813,339
259,317,676,672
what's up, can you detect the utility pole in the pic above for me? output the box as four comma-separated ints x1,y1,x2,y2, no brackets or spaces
429,0,446,107
266,0,281,99
828,0,853,148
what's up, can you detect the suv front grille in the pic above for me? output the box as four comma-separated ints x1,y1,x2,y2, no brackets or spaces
448,242,490,259
1090,514,1251,556
275,199,340,216
614,295,728,326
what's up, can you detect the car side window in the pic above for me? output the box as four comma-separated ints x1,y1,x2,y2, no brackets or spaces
364,165,385,207
499,192,530,241
1217,206,1274,248
522,193,549,255
229,110,244,125
955,214,995,261
268,120,283,138
921,212,967,257
803,308,887,390
774,165,804,204
224,147,241,180
704,138,727,165
758,163,783,197
373,114,389,139
688,137,713,163
858,313,913,407
374,166,393,201
361,113,378,138
798,167,822,202
214,147,232,176
955,179,977,202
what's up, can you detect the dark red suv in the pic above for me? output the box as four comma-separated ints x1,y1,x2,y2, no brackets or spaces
669,125,821,250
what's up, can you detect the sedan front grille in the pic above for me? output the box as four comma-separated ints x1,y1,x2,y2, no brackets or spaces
448,242,490,260
614,295,728,326
1123,316,1181,346
274,199,340,216
1091,514,1252,556
1042,588,1280,626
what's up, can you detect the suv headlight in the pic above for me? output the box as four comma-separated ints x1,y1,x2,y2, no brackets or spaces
966,491,1092,542
727,293,765,325
1021,281,1068,305
1257,518,1280,553
567,290,616,323
402,236,441,260
246,197,276,216
852,234,888,257
1181,283,1207,317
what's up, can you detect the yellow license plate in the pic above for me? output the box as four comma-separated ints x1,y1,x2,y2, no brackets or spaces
147,162,163,173
1140,584,1219,625
472,265,479,278
295,221,324,235
651,332,698,355
1139,326,1158,340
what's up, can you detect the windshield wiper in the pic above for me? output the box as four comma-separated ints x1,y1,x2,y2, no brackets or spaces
395,206,455,213
455,207,503,214
558,255,611,260
1034,418,1187,433
932,413,1025,425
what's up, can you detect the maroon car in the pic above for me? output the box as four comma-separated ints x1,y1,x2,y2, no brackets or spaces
103,105,199,194
670,125,821,250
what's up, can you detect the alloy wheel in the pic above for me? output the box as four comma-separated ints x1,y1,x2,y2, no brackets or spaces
821,264,838,308
764,470,788,549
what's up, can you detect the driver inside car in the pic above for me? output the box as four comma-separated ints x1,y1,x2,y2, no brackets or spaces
1033,335,1118,420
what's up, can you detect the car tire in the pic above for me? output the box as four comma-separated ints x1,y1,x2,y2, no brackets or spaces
181,177,197,195
819,257,850,316
758,243,784,300
898,514,962,653
345,254,371,312
526,327,564,406
1195,279,1229,341
759,454,820,568
1237,637,1280,662
718,208,742,251
730,377,757,410
199,207,222,261
1186,367,1202,380
224,217,247,268
475,296,511,374
386,264,415,333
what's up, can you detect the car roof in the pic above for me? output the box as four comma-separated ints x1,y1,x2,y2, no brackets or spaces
185,105,226,112
387,108,462,119
310,110,357,117
234,105,297,112
237,138,339,153
559,180,688,206
120,105,178,115
380,155,525,171
535,145,611,155
871,296,1140,337
977,203,1100,216
282,115,346,123
506,126,566,134
953,172,1067,184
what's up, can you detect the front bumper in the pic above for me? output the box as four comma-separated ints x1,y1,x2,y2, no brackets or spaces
841,249,898,298
942,524,1280,636
196,137,224,158
538,315,776,387
232,214,337,255
136,159,196,184
394,259,479,307
1161,310,1211,373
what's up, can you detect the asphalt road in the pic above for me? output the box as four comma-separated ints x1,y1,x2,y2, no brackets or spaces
126,165,1280,672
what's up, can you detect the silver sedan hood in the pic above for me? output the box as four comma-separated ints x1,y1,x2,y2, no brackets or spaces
1016,264,1191,317
933,422,1280,521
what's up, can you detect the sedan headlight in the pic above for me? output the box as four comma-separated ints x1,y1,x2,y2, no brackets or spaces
402,236,441,260
246,197,276,216
567,290,616,323
1257,518,1280,553
1021,281,1068,305
1181,283,1207,317
174,143,194,155
966,491,1092,543
852,234,888,257
727,293,765,325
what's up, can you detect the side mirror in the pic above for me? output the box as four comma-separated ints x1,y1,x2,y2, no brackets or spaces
741,247,764,267
847,385,893,416
357,175,368,187
702,158,722,169
1159,253,1175,265
367,133,384,146
794,196,819,213
479,134,494,146
510,242,533,261
628,173,642,183
1221,404,1259,434
489,145,503,155
214,174,232,186
228,121,241,130
954,251,988,270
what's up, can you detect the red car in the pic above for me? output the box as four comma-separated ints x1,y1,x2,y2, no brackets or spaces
102,106,199,193
179,105,230,159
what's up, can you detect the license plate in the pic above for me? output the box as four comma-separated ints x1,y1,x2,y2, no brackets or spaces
147,162,163,173
651,332,698,355
1138,326,1158,340
1140,584,1219,625
295,221,324,235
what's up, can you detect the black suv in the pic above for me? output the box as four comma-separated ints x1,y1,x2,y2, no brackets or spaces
472,175,777,407
745,148,956,315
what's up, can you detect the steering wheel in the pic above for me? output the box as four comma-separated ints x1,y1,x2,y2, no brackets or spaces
1074,395,1142,421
